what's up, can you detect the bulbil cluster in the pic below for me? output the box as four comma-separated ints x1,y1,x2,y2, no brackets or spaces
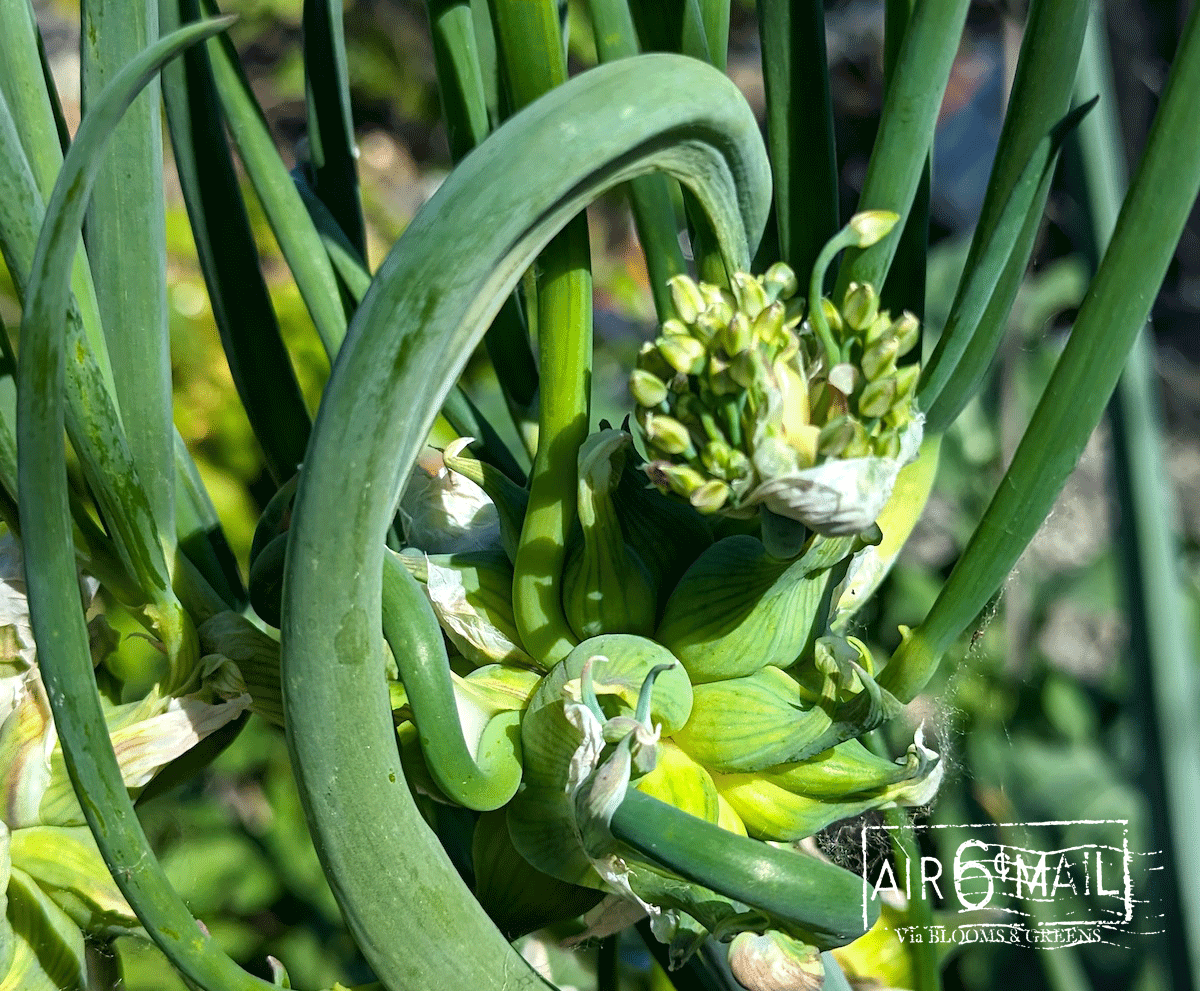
630,216,922,532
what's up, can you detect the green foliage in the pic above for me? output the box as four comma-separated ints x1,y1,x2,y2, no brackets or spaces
0,0,1197,990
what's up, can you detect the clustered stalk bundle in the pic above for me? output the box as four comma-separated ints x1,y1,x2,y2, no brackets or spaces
0,0,1197,989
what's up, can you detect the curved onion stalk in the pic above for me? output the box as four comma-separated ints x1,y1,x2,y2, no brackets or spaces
282,53,769,991
15,18,282,991
381,551,523,811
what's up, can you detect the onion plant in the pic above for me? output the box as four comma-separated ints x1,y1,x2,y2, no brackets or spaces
0,0,1197,988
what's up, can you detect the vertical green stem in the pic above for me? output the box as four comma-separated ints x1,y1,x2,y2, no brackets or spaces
834,0,970,299
586,0,687,321
883,807,939,990
879,2,1200,704
82,0,175,553
302,0,366,258
1074,6,1200,986
757,0,838,282
426,0,540,445
490,0,592,665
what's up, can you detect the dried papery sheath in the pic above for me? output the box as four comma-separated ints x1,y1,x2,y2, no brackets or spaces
399,440,502,554
727,930,825,991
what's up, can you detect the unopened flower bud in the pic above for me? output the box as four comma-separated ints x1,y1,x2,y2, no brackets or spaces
668,275,705,324
728,931,824,991
848,209,899,247
658,334,706,376
751,301,786,347
817,415,857,458
690,479,730,513
863,311,892,345
818,297,843,335
862,336,900,381
693,311,724,346
723,312,755,356
893,310,921,357
706,354,739,396
643,413,694,455
842,281,879,332
762,261,799,302
893,363,921,403
629,369,669,408
858,376,897,419
874,429,903,458
649,461,706,497
731,271,769,320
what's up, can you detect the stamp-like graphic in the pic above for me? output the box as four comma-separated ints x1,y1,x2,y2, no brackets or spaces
859,820,1163,949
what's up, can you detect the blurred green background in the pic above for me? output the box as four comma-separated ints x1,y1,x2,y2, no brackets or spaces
4,1,1197,988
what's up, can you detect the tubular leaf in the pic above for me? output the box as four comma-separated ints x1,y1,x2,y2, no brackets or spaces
161,0,312,484
281,53,769,990
880,4,1200,704
833,0,970,298
757,0,838,281
302,0,365,259
196,0,348,358
16,18,278,991
82,0,175,546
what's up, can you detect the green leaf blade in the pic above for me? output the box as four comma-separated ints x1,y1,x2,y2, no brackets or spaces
82,0,175,547
16,17,276,991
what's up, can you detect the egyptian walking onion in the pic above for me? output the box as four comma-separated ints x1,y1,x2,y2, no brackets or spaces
12,0,1198,983
381,213,944,980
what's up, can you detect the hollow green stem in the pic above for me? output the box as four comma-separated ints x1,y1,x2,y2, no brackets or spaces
879,2,1200,703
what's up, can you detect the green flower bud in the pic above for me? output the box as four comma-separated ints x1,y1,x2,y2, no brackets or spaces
630,368,669,408
819,296,843,335
643,413,694,456
843,421,873,458
722,311,755,356
648,461,707,497
862,310,892,346
892,310,921,356
842,281,879,332
690,479,731,513
848,209,900,247
893,363,921,403
862,335,900,381
751,301,786,348
693,311,724,346
669,275,706,324
731,271,769,320
817,415,857,458
874,429,903,459
858,377,897,419
762,261,799,302
658,334,707,376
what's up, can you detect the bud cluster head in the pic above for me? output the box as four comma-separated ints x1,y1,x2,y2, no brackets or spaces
630,265,922,530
